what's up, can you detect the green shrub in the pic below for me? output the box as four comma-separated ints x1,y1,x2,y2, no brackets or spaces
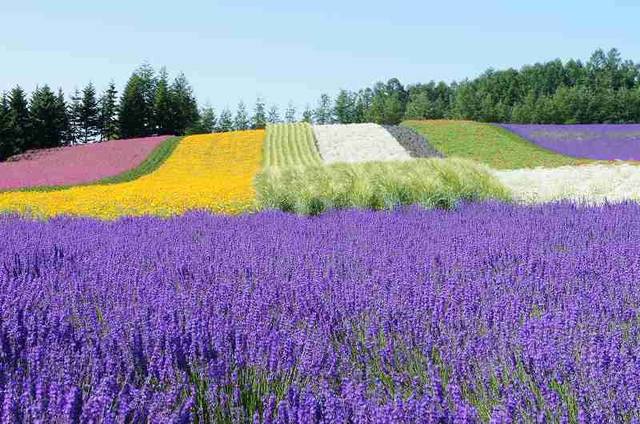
255,158,511,215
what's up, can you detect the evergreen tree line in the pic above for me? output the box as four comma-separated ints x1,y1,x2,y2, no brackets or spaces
3,48,640,161
308,48,640,125
0,64,200,161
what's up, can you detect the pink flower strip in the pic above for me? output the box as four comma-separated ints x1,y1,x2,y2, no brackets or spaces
0,136,169,190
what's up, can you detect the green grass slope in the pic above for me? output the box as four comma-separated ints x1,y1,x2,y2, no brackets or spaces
263,123,322,167
2,136,182,193
402,120,588,169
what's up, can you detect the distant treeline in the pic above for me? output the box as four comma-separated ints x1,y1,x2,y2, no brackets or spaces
2,48,639,161
0,65,200,160
321,48,640,126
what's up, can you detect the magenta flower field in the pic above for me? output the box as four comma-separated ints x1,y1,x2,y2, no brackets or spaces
0,136,168,190
500,124,640,160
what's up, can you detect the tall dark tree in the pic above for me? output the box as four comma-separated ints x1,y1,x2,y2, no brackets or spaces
29,85,65,149
0,94,12,160
100,81,118,140
55,89,71,146
153,67,172,134
67,88,83,144
6,86,31,155
78,83,100,143
170,73,199,135
119,74,147,138
234,101,250,130
253,97,267,129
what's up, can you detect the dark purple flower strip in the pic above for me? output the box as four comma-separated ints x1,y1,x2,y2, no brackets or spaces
500,123,640,160
0,204,640,422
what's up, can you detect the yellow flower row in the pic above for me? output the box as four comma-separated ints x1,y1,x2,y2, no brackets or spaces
0,130,265,219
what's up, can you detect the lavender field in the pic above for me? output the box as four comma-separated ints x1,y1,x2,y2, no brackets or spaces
500,124,640,161
1,204,639,422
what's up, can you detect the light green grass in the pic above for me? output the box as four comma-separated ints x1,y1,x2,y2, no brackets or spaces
255,157,510,215
1,136,182,193
402,120,589,169
263,123,322,167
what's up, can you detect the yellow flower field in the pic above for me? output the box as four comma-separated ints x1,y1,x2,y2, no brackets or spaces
0,130,265,219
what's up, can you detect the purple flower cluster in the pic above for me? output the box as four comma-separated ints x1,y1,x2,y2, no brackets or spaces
1,204,640,422
500,123,640,160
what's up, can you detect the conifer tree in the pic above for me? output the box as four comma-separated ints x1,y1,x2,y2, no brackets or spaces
217,108,234,132
7,86,31,154
78,83,100,143
170,72,199,135
253,97,267,129
99,81,118,140
284,101,297,123
153,67,172,134
234,101,250,130
119,74,147,138
29,85,64,149
267,105,281,124
0,94,12,160
314,94,333,124
302,105,314,123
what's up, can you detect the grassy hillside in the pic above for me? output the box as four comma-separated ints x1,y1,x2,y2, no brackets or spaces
402,120,588,169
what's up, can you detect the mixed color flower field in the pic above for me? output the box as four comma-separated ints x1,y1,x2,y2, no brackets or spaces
2,120,640,422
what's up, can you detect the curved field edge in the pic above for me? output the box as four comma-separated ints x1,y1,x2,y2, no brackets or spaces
402,120,589,169
0,131,264,219
0,136,183,193
254,157,511,215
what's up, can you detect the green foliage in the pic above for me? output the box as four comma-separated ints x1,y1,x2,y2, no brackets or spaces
99,81,118,141
255,157,510,215
253,97,267,129
186,106,216,135
29,85,66,149
262,123,322,168
78,83,100,143
284,101,296,123
153,67,172,134
0,94,12,160
169,72,200,134
403,120,586,169
313,94,333,124
234,101,250,130
119,73,149,138
217,108,234,132
6,86,31,155
267,105,281,124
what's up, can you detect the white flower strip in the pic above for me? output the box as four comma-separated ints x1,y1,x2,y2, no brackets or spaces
312,123,412,164
494,163,640,204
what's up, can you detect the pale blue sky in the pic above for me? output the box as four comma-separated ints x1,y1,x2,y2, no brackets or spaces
1,0,639,113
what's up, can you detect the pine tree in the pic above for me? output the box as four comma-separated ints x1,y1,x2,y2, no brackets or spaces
68,88,83,144
217,108,234,132
234,101,250,130
100,81,118,140
170,73,199,135
302,105,313,123
284,101,296,123
334,90,356,124
0,94,12,160
314,94,333,124
186,106,216,134
55,89,71,146
78,83,100,143
7,86,31,155
253,97,267,129
137,63,157,135
29,85,64,149
267,105,281,124
119,74,147,138
153,67,172,134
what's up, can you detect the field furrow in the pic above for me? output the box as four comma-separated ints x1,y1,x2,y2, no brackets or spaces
263,123,322,167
